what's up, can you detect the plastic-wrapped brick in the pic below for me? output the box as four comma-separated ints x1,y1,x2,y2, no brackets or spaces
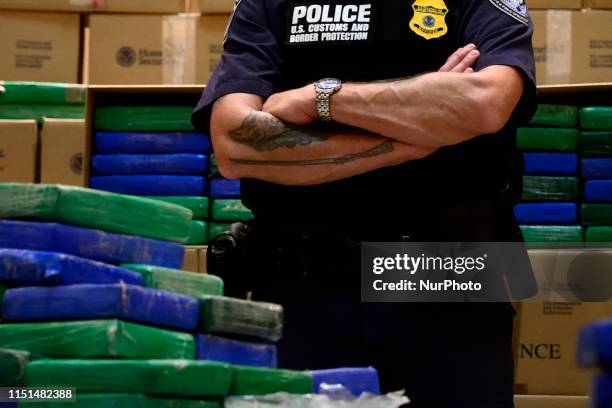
121,264,223,297
196,335,277,368
95,106,195,132
580,107,612,131
529,104,578,128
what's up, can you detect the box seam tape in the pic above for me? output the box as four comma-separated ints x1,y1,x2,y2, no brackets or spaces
546,10,572,84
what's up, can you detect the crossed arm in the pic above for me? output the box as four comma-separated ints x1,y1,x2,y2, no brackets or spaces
210,44,526,185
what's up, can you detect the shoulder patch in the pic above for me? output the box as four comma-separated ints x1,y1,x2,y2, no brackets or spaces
488,0,529,26
223,0,243,47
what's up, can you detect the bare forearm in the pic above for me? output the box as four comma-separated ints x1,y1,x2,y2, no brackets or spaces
331,66,524,147
211,96,433,185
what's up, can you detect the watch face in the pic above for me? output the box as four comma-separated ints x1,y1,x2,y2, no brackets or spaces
316,78,341,91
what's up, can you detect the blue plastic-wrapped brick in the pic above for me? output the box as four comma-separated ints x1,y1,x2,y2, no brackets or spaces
585,181,612,202
210,179,241,198
90,176,206,196
310,367,380,397
92,154,209,175
95,132,211,154
593,373,612,408
583,159,612,180
0,220,185,269
2,284,199,332
578,320,612,368
0,249,142,286
196,335,277,368
513,203,578,224
523,153,578,176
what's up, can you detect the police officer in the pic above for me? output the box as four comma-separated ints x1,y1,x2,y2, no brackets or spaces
193,0,535,406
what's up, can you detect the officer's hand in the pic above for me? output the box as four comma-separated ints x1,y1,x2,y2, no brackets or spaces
439,44,480,73
262,85,317,125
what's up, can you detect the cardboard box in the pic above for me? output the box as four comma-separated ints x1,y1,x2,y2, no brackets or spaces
0,11,81,83
584,0,612,9
40,118,86,186
0,120,38,183
0,0,192,13
198,0,234,14
199,246,208,274
528,0,582,9
515,302,607,395
531,10,612,85
87,14,228,85
182,247,199,273
514,395,588,408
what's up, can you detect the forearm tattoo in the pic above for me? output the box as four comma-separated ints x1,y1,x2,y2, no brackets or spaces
227,110,394,166
229,111,331,152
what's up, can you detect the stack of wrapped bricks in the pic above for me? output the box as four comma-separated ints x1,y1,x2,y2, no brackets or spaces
0,183,380,405
90,105,253,245
514,105,612,243
578,319,612,408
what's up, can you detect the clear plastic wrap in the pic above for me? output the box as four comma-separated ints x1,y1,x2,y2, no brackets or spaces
212,200,254,222
95,107,195,132
519,225,583,243
210,178,241,198
186,221,209,245
529,104,578,128
3,284,200,332
310,368,380,397
516,128,579,151
90,176,207,197
580,107,612,131
197,335,277,368
198,296,283,342
92,154,208,175
0,249,142,286
230,366,312,396
0,81,86,105
582,204,612,225
95,132,211,154
0,349,35,386
121,264,223,297
521,176,578,201
0,104,85,122
0,220,185,269
0,183,192,243
25,359,232,397
19,394,221,408
147,196,210,220
225,388,409,408
580,132,612,156
0,319,195,359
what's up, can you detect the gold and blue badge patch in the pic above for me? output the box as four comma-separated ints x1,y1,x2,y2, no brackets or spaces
409,0,448,40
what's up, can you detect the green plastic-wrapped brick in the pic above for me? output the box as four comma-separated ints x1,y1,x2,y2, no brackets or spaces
0,183,192,242
209,223,231,239
25,360,232,397
0,349,35,386
520,226,584,243
95,106,194,132
521,176,578,201
230,366,312,396
0,81,86,105
516,128,579,151
212,200,254,222
122,264,223,297
198,296,283,342
530,104,579,128
586,227,612,242
0,104,85,122
0,320,195,359
209,154,220,177
580,107,612,131
580,132,612,156
186,221,209,245
147,196,210,220
19,394,221,408
581,204,612,226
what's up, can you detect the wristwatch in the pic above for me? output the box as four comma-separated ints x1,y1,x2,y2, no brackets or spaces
314,78,342,122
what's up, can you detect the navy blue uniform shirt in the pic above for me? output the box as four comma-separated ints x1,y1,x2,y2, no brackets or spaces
193,0,536,225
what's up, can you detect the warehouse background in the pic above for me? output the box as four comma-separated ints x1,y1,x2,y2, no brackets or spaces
0,0,612,407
